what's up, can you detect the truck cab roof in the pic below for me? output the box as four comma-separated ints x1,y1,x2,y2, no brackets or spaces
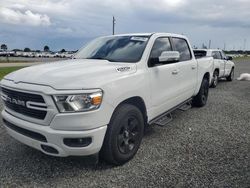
103,32,187,39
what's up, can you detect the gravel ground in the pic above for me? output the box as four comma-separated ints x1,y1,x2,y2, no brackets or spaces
0,59,249,187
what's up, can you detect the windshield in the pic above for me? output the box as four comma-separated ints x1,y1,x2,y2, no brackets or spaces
74,35,150,63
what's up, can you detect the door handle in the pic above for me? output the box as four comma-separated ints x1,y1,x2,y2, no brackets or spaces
191,65,196,70
172,70,179,75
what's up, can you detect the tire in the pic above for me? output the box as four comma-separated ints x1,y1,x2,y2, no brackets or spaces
211,70,219,88
100,104,144,165
192,77,209,107
226,68,234,81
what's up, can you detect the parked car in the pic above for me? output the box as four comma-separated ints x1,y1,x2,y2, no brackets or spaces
0,33,213,165
193,49,235,88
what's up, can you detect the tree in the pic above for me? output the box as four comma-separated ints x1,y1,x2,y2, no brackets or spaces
1,44,7,51
44,45,50,52
24,47,31,52
60,49,66,53
12,49,22,52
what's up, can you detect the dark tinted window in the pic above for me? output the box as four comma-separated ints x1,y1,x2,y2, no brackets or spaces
149,37,172,65
212,51,222,59
172,38,192,61
74,36,149,63
193,50,207,58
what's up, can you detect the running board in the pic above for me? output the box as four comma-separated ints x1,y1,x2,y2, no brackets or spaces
154,113,172,127
178,101,192,111
150,98,192,127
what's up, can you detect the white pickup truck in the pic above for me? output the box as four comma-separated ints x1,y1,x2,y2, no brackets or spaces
193,49,235,88
1,33,213,165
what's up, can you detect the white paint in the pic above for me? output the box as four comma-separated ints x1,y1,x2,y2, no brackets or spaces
0,33,213,157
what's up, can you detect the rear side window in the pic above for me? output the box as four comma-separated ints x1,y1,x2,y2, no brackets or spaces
149,37,172,65
193,50,207,58
172,38,192,61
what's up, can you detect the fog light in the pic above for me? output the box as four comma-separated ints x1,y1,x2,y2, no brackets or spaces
63,137,92,147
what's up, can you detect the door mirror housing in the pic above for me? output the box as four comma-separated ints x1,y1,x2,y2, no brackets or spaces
159,51,180,63
226,56,233,61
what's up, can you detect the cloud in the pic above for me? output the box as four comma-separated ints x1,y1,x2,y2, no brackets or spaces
1,0,70,15
0,7,51,26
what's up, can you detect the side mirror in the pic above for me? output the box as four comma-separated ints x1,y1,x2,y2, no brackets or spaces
159,51,180,63
226,56,233,61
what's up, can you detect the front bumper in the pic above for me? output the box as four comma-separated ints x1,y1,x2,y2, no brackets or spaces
2,110,107,157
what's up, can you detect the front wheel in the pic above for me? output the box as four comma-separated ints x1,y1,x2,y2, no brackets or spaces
226,68,234,81
192,77,209,107
100,104,144,165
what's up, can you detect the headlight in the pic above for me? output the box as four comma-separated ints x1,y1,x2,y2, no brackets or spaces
53,91,103,112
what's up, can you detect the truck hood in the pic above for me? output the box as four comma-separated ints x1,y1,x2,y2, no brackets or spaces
4,59,137,90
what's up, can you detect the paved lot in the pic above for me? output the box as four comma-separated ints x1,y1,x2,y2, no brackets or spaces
0,60,249,187
0,57,66,62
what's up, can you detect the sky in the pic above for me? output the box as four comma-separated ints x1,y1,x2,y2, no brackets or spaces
0,0,250,51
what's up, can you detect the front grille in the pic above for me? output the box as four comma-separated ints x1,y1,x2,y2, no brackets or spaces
3,119,47,142
1,87,47,120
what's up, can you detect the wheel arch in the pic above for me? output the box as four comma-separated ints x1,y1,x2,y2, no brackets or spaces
112,96,148,125
194,72,210,95
214,68,220,74
204,72,210,81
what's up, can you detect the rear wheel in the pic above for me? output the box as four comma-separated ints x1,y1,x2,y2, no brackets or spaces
211,70,219,88
193,77,209,107
100,104,144,165
226,68,234,81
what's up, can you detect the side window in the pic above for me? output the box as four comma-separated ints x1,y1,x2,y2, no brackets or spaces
172,38,192,61
217,52,222,59
212,51,222,59
212,52,217,59
149,37,172,65
220,51,226,60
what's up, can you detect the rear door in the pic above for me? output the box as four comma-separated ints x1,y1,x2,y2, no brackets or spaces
171,37,197,100
148,37,180,117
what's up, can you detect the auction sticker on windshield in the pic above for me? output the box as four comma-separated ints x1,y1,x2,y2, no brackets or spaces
130,37,148,42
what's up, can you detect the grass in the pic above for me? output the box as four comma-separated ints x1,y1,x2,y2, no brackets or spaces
0,60,30,63
0,66,25,80
233,56,250,62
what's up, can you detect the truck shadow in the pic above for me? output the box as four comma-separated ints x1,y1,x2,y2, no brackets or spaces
0,137,114,185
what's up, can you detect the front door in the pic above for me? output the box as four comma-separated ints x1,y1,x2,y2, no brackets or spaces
220,51,231,76
212,51,225,77
148,37,180,118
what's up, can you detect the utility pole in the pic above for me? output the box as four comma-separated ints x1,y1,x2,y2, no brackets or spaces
208,40,211,49
112,16,116,35
224,42,226,51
